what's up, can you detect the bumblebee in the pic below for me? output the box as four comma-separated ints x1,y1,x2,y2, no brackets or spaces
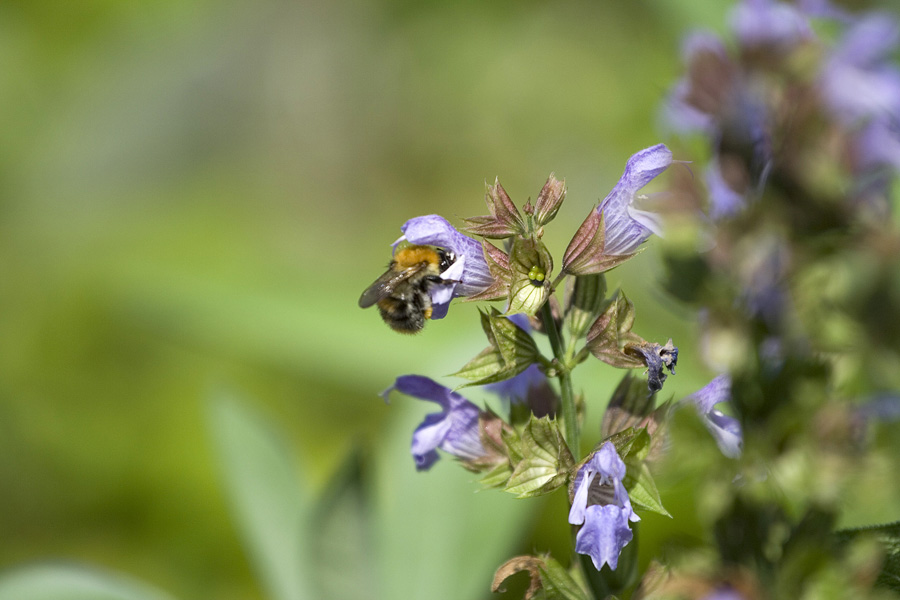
359,244,456,333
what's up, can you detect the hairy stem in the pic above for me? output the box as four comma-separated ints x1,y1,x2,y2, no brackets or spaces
540,300,579,457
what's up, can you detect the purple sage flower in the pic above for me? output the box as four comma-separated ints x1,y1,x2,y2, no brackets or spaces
730,0,812,49
855,117,900,172
663,32,771,219
706,159,748,219
820,14,900,126
700,587,747,600
797,0,851,22
597,144,674,256
393,215,493,319
663,33,731,137
688,375,743,459
382,375,486,471
484,364,545,403
855,394,900,423
568,442,639,571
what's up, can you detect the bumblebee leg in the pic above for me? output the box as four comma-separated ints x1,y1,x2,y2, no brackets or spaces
426,275,461,285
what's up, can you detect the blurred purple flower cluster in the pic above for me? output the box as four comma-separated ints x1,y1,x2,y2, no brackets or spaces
665,0,900,218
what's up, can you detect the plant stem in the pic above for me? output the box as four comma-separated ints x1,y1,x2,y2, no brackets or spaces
550,271,568,293
540,300,579,457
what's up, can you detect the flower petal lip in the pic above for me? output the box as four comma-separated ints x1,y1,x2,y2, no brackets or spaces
691,374,732,414
393,215,493,318
383,375,486,471
688,374,743,458
575,505,634,571
597,144,674,256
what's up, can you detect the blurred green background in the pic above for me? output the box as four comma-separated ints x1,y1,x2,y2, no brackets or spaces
2,1,897,599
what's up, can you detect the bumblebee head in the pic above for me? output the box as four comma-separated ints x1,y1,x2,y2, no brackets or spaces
437,248,456,273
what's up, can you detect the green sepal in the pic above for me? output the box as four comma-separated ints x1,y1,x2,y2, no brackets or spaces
453,309,539,386
489,307,540,367
623,462,670,518
504,416,574,498
616,290,637,336
562,207,637,275
492,555,589,600
452,345,507,383
464,241,511,302
508,236,553,316
502,425,525,466
565,273,608,341
585,291,645,369
533,174,567,227
479,461,513,489
600,373,656,439
604,425,652,462
462,178,526,239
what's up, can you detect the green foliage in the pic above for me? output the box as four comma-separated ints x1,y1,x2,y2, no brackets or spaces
209,394,312,600
837,521,900,594
454,309,541,386
0,566,176,600
492,556,588,600
504,417,574,498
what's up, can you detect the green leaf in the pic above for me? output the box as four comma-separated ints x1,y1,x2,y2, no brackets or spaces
836,520,900,592
623,462,671,518
209,394,312,600
306,453,376,600
492,556,588,600
505,416,574,498
537,557,590,600
0,565,176,600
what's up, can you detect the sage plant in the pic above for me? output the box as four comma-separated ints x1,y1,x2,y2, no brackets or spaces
372,142,690,598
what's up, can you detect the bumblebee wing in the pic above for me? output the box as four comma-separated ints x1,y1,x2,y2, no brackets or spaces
358,263,429,308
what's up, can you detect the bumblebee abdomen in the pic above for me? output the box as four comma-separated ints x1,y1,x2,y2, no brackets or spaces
377,290,431,334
